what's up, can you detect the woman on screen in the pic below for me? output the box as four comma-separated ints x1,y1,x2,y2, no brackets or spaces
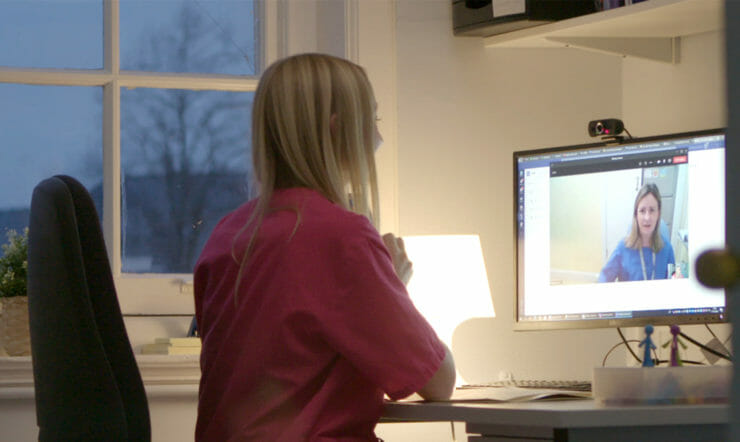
598,183,676,282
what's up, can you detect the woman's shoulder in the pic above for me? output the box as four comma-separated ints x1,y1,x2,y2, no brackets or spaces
214,198,258,231
272,188,376,243
305,197,375,237
660,239,675,254
614,238,629,251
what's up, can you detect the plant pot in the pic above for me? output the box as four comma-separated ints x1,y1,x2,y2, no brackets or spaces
0,296,31,356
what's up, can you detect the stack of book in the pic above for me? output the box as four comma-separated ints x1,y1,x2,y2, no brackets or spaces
141,337,201,355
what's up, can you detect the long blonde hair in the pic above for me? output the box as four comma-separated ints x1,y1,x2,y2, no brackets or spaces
625,183,664,252
232,53,381,301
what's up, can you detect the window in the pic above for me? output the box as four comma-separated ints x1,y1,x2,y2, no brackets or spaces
0,0,393,315
0,0,262,314
0,83,102,225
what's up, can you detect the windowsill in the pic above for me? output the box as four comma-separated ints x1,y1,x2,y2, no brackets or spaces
0,354,200,399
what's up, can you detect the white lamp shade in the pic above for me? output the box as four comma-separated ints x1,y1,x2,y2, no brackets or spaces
402,234,495,357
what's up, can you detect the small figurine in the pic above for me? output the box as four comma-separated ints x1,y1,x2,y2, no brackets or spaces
662,324,687,367
639,324,657,367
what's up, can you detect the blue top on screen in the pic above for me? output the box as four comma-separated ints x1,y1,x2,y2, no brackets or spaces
598,240,675,282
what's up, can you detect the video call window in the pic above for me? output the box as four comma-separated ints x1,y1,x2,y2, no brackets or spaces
515,130,725,328
550,157,689,286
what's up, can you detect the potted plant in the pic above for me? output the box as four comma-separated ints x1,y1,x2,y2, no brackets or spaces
0,228,30,356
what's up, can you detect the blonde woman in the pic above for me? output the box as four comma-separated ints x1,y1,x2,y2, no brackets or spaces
194,53,455,442
598,183,676,282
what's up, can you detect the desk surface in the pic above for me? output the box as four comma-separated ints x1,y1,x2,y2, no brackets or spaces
383,398,729,428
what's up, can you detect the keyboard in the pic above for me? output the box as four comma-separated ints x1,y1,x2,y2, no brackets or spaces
461,379,592,392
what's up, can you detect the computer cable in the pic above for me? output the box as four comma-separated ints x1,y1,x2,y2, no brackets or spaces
616,328,642,364
679,331,732,362
699,324,733,364
702,323,732,357
704,323,719,341
602,339,641,366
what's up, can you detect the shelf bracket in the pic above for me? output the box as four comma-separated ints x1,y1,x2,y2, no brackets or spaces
545,36,681,64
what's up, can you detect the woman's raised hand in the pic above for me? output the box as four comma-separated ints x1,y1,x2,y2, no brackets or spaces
382,233,413,286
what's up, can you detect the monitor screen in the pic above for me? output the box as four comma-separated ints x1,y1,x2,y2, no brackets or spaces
515,128,727,330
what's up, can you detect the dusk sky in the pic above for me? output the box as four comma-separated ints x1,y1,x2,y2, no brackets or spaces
0,0,257,211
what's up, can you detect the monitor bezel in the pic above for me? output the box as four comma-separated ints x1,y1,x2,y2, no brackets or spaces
513,127,728,331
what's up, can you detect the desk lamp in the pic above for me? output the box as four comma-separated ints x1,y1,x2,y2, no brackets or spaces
402,234,494,386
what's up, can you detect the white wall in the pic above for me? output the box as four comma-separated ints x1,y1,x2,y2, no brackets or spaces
392,0,730,387
623,30,726,136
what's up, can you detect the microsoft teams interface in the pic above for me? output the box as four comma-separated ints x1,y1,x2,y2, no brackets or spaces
516,130,726,326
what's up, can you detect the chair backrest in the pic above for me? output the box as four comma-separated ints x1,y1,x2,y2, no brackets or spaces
27,175,151,441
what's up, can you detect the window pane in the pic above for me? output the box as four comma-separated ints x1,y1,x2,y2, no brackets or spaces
121,88,252,273
121,0,259,76
0,84,103,242
0,0,102,69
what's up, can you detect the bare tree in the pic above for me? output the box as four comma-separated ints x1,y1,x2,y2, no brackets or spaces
121,3,253,273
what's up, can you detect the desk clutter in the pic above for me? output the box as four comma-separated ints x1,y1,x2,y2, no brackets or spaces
463,379,591,392
593,324,732,405
450,385,591,402
141,337,202,355
593,365,731,405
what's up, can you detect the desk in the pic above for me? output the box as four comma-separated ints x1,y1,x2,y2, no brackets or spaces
383,399,728,441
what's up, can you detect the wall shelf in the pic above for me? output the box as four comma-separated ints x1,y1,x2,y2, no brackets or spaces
483,0,724,63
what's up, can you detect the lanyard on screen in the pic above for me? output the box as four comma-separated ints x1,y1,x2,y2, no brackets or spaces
640,248,656,280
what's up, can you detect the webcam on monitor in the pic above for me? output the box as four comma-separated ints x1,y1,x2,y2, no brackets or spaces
588,118,624,137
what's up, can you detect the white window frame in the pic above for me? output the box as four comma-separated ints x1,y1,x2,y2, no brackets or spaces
0,0,399,315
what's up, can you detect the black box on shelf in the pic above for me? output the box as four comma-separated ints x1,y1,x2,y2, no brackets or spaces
453,0,600,37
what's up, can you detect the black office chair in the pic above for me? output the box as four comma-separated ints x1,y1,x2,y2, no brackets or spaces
27,175,151,441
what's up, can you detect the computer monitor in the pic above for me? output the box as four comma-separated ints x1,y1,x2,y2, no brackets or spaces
515,128,727,330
